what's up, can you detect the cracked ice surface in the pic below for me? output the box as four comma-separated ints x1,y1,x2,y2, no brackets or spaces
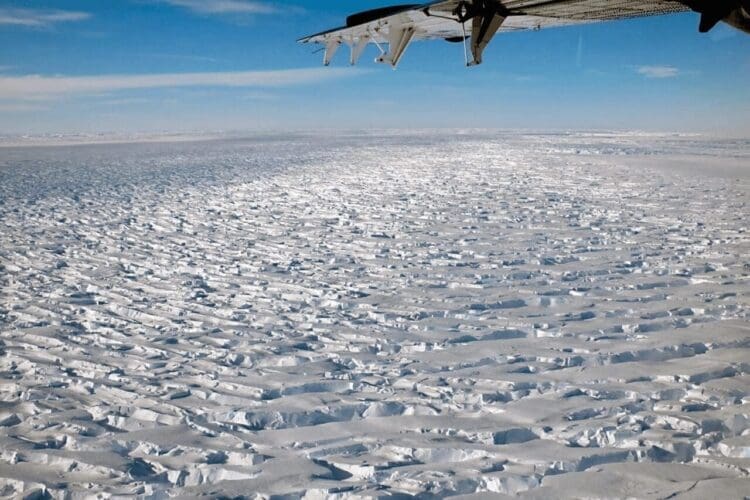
0,131,749,498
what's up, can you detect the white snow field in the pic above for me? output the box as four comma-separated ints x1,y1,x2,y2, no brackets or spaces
0,131,748,498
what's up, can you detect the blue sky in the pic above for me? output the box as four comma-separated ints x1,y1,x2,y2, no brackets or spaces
1,0,748,134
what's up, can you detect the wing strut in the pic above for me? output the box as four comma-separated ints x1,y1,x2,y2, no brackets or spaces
461,20,470,66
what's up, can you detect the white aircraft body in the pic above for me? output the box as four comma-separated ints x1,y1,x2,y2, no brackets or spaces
299,0,750,67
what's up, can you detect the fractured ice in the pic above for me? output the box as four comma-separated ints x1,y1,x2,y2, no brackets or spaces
0,131,748,497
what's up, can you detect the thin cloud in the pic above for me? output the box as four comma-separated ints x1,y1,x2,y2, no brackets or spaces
99,97,154,106
241,91,278,101
0,68,365,100
149,53,223,64
0,103,47,112
636,65,680,79
163,0,278,15
0,8,90,27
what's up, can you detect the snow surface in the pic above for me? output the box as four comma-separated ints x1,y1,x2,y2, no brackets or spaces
0,131,748,498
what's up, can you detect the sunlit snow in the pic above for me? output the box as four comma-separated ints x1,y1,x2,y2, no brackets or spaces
0,131,748,497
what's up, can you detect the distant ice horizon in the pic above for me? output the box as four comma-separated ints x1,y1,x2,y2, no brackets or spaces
1,127,749,148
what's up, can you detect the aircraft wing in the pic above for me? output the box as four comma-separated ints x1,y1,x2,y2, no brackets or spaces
298,0,694,67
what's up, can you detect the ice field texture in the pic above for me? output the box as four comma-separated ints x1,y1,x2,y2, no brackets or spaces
0,131,749,498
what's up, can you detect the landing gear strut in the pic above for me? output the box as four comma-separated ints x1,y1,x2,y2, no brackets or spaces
452,1,508,66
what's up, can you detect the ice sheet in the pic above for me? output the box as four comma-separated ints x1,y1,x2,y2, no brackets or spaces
0,131,748,497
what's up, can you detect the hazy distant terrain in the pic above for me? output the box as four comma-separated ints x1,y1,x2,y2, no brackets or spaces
0,132,748,498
